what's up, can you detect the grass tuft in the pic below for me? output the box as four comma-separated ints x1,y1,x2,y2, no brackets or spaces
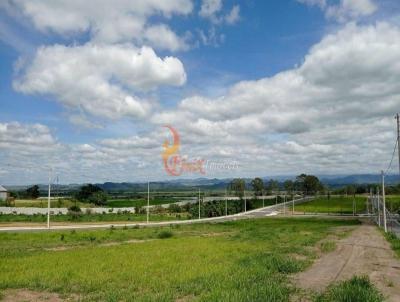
320,241,336,253
315,275,384,302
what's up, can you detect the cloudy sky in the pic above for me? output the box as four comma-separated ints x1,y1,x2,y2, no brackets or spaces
1,0,400,185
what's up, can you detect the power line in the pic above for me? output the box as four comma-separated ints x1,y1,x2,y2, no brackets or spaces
384,137,398,175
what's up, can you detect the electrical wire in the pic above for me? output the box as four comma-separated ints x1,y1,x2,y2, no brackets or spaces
384,137,398,175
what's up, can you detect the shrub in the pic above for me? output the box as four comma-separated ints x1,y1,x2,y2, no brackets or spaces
68,205,82,219
316,276,384,302
68,205,81,213
157,230,173,239
168,204,182,213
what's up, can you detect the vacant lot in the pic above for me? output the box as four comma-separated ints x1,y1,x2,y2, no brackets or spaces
0,213,187,225
295,196,367,214
0,218,360,301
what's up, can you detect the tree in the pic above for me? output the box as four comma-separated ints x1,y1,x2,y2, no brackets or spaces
75,184,107,205
346,185,356,197
251,177,264,197
26,185,40,199
266,179,279,194
294,174,307,192
88,191,108,206
295,174,322,195
283,180,294,194
229,178,245,199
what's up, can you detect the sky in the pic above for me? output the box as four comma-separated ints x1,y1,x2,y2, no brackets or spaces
1,0,400,185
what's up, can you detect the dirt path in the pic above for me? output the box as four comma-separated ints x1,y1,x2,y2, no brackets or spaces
294,224,400,301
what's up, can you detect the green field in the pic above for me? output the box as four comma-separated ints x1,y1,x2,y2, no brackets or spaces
383,196,400,214
2,199,95,209
0,217,360,301
0,212,188,224
295,196,367,214
106,197,186,208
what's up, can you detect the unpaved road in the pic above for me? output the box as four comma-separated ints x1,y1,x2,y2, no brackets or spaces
294,224,400,301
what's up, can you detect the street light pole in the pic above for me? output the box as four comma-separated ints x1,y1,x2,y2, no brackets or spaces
382,171,387,233
377,187,381,227
225,189,228,216
47,171,51,229
198,188,201,220
147,182,150,224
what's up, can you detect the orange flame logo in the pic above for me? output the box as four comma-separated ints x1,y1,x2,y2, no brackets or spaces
162,125,205,176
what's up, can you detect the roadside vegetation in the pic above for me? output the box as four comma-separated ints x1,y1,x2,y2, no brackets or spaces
295,196,367,214
0,212,187,224
315,275,384,302
385,232,400,257
0,217,359,301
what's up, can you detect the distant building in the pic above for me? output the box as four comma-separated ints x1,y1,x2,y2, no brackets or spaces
0,185,9,201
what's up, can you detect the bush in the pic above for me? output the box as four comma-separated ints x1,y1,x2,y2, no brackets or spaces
168,204,182,213
68,205,82,219
157,230,173,239
68,205,81,213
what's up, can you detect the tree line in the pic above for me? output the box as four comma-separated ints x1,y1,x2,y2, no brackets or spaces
228,174,323,198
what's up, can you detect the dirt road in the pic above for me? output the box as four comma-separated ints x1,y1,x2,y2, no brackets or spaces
294,224,400,301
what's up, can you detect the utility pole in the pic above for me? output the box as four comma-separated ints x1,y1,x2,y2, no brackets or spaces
367,188,371,215
377,187,381,227
292,195,294,215
198,188,201,220
382,171,387,233
283,194,286,216
244,191,247,212
262,190,265,208
147,182,150,224
225,189,228,216
396,113,400,178
47,170,51,229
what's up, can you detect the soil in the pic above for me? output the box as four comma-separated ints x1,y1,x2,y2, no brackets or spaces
293,223,400,301
1,289,78,302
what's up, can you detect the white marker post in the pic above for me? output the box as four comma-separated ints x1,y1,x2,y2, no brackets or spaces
382,171,387,233
147,182,150,224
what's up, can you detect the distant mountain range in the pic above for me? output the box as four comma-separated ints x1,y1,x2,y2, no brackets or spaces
4,174,400,192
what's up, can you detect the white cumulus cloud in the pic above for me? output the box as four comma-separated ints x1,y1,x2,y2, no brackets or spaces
14,43,187,120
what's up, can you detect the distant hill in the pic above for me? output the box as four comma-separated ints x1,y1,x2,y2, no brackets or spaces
4,174,399,193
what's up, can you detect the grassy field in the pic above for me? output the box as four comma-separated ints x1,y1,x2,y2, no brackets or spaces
2,199,93,209
0,217,360,301
383,195,400,213
0,212,188,224
295,196,367,214
106,197,187,208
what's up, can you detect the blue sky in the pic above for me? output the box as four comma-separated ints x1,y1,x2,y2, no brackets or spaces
1,0,400,184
